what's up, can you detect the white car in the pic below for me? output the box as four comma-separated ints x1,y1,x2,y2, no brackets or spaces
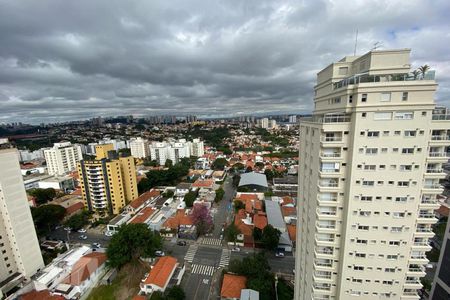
155,250,165,257
77,228,87,233
64,227,72,231
231,247,241,252
275,252,285,258
92,243,101,248
105,231,114,237
79,235,87,240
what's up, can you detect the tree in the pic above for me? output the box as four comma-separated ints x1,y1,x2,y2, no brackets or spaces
419,64,430,79
253,227,263,241
166,285,185,300
412,69,420,80
150,291,165,300
264,169,274,181
31,204,66,235
163,190,174,198
165,159,173,168
212,157,229,171
183,191,197,207
232,174,241,187
233,163,245,172
64,210,90,230
261,224,281,251
245,166,253,173
29,188,56,205
107,223,162,268
233,200,245,212
191,204,213,236
277,279,294,300
255,162,265,169
215,188,225,203
228,253,275,300
224,223,241,243
144,159,158,167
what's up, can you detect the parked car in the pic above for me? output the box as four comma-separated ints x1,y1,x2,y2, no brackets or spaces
79,235,87,240
105,231,114,237
64,227,72,232
77,228,87,233
91,243,101,248
275,252,285,258
155,250,165,257
177,241,187,246
231,247,241,252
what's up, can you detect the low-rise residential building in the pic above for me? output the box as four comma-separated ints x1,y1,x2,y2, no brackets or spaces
125,189,161,214
175,183,191,197
221,274,247,300
140,256,180,295
37,175,75,192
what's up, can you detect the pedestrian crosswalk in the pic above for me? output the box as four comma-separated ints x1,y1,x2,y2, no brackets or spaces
201,238,222,246
191,264,216,276
219,249,230,268
184,244,198,262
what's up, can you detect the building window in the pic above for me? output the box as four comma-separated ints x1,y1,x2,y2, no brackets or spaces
402,92,408,101
367,131,379,137
402,148,414,154
365,148,378,155
404,130,416,137
394,111,414,120
362,112,367,117
361,94,367,102
381,92,391,102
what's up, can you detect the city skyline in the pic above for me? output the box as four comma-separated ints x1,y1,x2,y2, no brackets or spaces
1,0,450,124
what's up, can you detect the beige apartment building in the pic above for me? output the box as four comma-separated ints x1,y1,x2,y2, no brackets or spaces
294,49,450,299
0,140,44,297
78,144,138,215
44,141,83,175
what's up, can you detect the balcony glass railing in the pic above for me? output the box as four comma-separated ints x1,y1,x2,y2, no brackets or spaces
321,136,343,142
333,72,435,90
319,182,338,187
418,214,436,219
423,184,442,189
431,135,450,140
301,115,351,124
426,168,444,173
432,114,450,121
428,152,449,157
321,152,341,158
416,227,433,232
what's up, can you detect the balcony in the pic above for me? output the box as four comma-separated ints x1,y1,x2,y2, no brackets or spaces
301,114,350,124
316,222,338,233
320,136,344,147
406,265,426,276
417,213,437,224
315,237,337,247
422,183,443,193
414,227,434,237
316,209,338,220
419,198,440,209
317,196,338,206
427,152,450,161
319,169,341,178
409,255,428,264
318,182,339,192
320,152,341,159
404,279,423,289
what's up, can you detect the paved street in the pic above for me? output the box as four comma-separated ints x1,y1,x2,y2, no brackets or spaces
230,250,295,275
47,227,112,247
212,174,235,239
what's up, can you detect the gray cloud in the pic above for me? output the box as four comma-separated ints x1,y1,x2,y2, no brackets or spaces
0,0,449,123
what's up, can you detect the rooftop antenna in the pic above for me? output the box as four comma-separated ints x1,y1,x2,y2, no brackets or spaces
353,29,358,56
372,41,382,50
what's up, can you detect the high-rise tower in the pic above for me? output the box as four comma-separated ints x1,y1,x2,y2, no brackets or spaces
294,49,449,299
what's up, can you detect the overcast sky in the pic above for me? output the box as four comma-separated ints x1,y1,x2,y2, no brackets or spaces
1,0,449,124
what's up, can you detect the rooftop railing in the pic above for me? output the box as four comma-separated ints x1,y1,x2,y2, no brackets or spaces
333,71,435,90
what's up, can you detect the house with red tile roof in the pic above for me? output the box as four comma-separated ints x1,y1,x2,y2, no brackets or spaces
253,212,268,230
221,274,247,299
65,201,85,217
281,206,297,224
129,207,156,224
140,256,181,294
192,178,215,190
126,189,161,214
20,290,64,300
161,209,194,238
287,224,297,244
62,252,107,295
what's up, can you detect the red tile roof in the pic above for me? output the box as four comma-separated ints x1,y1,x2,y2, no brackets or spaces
287,224,297,242
236,194,258,201
130,207,156,224
192,179,215,188
282,196,294,206
163,209,193,229
20,290,64,300
132,296,147,300
435,205,449,217
221,274,247,298
65,201,84,216
281,206,297,217
144,256,177,288
63,252,107,286
253,212,268,230
130,189,160,209
234,209,253,237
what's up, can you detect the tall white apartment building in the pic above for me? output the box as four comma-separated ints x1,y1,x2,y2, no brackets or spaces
168,141,190,164
44,142,83,175
294,49,449,300
149,142,170,166
0,140,44,296
259,117,269,129
190,138,205,157
129,137,149,158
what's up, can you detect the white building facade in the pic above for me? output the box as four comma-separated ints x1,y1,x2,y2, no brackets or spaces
130,137,149,159
294,49,449,300
44,142,83,176
190,138,205,157
0,141,44,295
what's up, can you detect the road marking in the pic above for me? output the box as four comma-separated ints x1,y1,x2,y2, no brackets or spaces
219,249,231,268
184,244,198,262
201,238,222,246
191,264,215,276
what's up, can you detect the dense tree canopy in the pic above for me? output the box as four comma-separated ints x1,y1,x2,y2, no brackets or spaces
106,223,162,268
31,204,66,235
138,158,190,193
233,200,245,212
215,188,225,202
224,223,241,243
29,188,56,205
212,157,229,171
261,224,281,250
183,191,197,207
64,210,90,230
228,253,275,300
